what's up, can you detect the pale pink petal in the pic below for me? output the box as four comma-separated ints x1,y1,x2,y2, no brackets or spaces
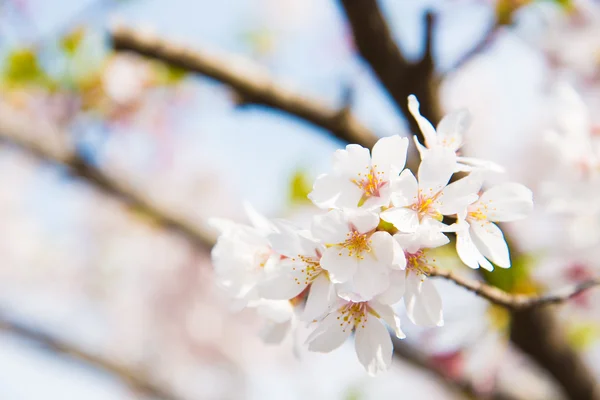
309,173,362,209
354,316,393,376
333,144,371,177
478,183,533,222
311,209,350,244
470,221,510,268
353,265,390,300
372,135,408,176
320,247,359,283
367,231,395,267
307,311,352,352
390,169,419,207
404,273,443,327
455,224,494,271
259,259,310,300
380,207,419,232
375,270,406,305
347,210,380,234
408,95,437,147
436,109,470,151
417,148,456,195
436,172,482,216
369,301,405,338
302,273,335,321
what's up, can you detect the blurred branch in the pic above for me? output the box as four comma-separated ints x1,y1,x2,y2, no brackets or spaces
110,25,379,149
339,1,442,137
0,103,215,250
511,307,600,400
430,269,600,311
392,339,525,400
0,311,183,400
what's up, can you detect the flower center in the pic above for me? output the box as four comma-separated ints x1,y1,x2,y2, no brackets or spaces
339,229,372,259
411,191,442,221
352,166,387,206
337,302,368,331
290,254,323,286
405,250,433,276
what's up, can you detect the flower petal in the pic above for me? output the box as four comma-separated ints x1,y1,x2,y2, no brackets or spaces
372,135,408,176
259,259,310,300
333,144,371,177
375,270,406,305
470,221,510,268
437,172,482,216
408,95,437,147
346,210,380,234
306,310,352,352
404,273,443,327
390,169,419,207
418,148,457,195
311,209,349,244
309,173,362,209
436,109,470,151
478,183,533,222
380,207,419,232
455,223,494,271
259,320,291,344
354,315,393,376
302,273,335,321
320,247,359,283
369,301,405,338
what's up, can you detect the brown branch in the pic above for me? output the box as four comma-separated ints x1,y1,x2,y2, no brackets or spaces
0,103,214,251
110,24,379,150
339,1,442,137
0,311,183,400
430,269,600,311
511,308,600,400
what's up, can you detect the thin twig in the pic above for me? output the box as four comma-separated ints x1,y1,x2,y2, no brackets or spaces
430,269,600,311
0,311,183,400
110,25,379,149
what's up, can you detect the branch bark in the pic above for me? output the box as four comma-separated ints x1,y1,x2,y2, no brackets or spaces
0,311,183,400
110,25,379,149
339,1,442,138
430,269,600,311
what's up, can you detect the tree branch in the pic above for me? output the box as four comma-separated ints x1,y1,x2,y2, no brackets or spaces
430,269,600,311
339,1,442,137
0,103,215,251
0,311,183,400
110,25,379,149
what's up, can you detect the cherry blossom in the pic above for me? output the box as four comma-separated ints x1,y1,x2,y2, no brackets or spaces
309,135,408,210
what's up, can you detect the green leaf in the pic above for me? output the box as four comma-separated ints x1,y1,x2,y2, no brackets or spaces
2,48,54,88
288,168,313,205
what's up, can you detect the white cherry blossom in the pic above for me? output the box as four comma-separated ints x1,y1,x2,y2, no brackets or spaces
259,220,335,321
455,183,533,270
395,231,445,327
309,135,408,210
380,149,479,234
306,297,404,376
209,204,277,307
312,209,402,301
408,95,504,173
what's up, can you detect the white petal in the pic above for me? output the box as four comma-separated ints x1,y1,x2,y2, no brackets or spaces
369,301,405,339
320,247,358,283
311,209,349,244
353,264,390,300
333,144,371,177
436,172,482,216
470,221,510,268
455,224,494,271
456,156,505,173
478,183,533,222
259,259,309,300
255,299,294,324
392,239,407,270
354,315,393,376
417,148,457,195
302,273,335,321
309,173,362,209
367,231,395,266
436,109,471,151
346,210,380,234
390,169,419,207
307,310,352,352
244,202,273,234
372,135,408,175
380,207,419,232
408,95,437,147
375,270,406,305
404,273,443,327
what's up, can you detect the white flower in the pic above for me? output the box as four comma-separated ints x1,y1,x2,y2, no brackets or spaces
311,209,403,301
309,135,408,210
380,149,479,234
306,297,405,376
408,95,504,173
395,227,446,327
259,220,336,321
255,299,295,345
209,204,277,307
455,183,533,271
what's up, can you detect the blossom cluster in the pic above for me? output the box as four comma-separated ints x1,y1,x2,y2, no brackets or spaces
210,96,533,375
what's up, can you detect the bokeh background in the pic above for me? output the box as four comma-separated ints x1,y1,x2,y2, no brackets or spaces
0,0,599,399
